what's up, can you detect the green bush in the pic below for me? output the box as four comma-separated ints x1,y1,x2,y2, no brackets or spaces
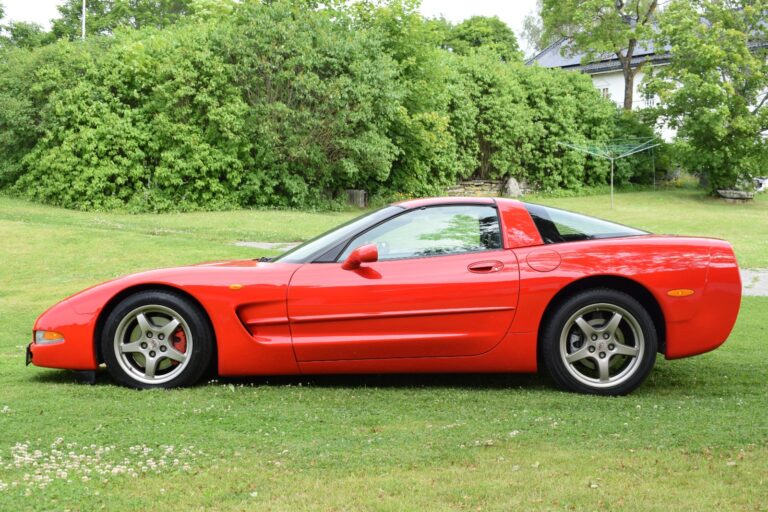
14,28,252,211
611,110,670,187
0,0,651,212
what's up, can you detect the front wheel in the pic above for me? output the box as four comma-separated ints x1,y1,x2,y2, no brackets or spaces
540,288,657,396
101,290,214,389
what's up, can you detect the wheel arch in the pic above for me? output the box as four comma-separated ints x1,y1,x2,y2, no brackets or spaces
94,283,218,371
537,275,666,357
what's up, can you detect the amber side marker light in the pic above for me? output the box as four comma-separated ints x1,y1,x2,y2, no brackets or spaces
229,284,243,290
34,331,65,344
667,289,695,297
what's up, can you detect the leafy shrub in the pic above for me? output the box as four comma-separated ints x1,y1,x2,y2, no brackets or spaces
0,0,645,211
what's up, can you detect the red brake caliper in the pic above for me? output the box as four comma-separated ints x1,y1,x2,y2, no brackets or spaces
171,328,187,365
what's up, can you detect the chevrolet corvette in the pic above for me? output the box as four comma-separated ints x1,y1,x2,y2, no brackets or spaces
27,197,742,395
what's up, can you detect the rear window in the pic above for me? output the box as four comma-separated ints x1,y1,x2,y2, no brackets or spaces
524,203,647,244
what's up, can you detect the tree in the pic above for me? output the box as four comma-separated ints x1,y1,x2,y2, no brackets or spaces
522,0,558,55
1,2,51,49
4,21,49,48
647,0,768,192
51,0,199,40
0,2,6,48
541,0,660,110
0,0,632,212
348,1,478,196
447,16,522,62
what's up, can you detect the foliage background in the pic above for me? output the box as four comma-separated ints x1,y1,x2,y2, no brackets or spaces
646,0,768,193
0,0,655,212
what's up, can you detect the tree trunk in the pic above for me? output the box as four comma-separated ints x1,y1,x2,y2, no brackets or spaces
614,0,658,111
622,66,634,111
478,137,492,179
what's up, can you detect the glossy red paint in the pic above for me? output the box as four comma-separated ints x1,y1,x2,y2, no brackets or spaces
28,198,742,381
31,261,304,376
509,235,740,360
341,244,379,270
526,250,562,272
287,249,520,362
496,198,544,249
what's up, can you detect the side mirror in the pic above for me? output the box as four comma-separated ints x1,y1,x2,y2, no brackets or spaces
341,244,378,270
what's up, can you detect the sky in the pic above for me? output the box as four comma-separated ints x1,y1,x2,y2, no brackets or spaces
420,0,537,39
2,0,63,29
1,0,539,51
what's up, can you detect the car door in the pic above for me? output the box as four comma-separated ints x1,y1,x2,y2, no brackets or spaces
287,204,520,361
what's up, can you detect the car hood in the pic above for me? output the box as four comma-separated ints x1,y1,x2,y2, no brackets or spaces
47,260,300,316
191,259,264,268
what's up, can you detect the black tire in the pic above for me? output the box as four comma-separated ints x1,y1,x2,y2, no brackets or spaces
101,290,214,389
540,288,657,396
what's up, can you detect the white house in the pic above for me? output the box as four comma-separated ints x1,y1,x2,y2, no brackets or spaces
526,38,670,111
527,40,678,141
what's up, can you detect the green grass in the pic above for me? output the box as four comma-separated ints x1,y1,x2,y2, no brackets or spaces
0,189,766,511
0,195,355,245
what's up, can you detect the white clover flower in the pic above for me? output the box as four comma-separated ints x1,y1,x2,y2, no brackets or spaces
1,438,199,490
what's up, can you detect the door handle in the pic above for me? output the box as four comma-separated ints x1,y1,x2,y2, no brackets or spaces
468,260,504,273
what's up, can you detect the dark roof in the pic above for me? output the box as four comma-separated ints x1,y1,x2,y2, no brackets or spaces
526,37,671,73
528,31,767,74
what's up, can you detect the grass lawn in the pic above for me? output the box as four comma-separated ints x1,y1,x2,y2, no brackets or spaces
0,189,766,511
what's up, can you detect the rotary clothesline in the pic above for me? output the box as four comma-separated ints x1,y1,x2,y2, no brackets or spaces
557,138,661,208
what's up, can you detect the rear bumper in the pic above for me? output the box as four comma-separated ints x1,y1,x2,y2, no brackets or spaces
665,241,742,359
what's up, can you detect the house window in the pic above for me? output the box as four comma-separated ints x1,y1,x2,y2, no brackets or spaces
644,91,656,107
601,88,610,99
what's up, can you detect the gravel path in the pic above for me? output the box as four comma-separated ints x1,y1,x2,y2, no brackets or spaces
741,269,768,297
233,241,768,297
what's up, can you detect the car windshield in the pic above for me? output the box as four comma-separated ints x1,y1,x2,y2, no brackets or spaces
524,203,647,244
273,206,403,263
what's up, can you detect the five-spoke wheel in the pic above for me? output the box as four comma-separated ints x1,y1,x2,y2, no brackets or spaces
541,288,657,395
101,290,213,389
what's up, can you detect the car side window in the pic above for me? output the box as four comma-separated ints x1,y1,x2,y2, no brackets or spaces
524,203,647,244
338,205,503,262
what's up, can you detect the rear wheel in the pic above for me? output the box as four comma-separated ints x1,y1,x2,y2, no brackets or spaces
101,290,213,389
540,288,657,396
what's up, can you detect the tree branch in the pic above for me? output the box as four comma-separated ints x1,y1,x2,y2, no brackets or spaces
627,37,637,60
641,0,658,26
632,59,647,78
753,92,768,114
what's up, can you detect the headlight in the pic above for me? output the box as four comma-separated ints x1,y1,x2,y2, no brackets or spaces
34,331,65,345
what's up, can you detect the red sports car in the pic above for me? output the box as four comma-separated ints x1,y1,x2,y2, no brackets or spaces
27,197,742,395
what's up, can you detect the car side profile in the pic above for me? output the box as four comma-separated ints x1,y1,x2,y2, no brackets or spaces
27,197,742,395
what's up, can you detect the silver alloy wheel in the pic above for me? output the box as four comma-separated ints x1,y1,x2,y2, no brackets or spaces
113,305,193,385
559,303,644,389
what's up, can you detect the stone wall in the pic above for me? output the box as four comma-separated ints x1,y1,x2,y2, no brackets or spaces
444,178,528,198
444,179,503,197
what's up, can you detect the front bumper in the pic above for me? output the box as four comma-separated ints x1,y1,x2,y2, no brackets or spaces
30,300,100,370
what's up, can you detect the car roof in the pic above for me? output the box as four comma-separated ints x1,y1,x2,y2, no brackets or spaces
395,196,504,209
